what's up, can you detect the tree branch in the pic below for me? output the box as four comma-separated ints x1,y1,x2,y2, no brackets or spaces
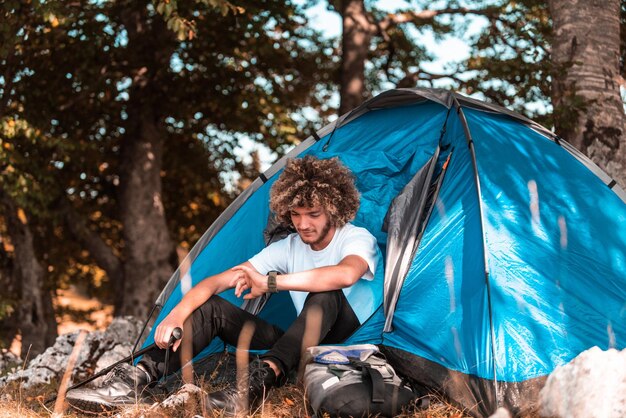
395,68,465,88
380,6,500,31
371,13,394,79
58,89,94,112
0,21,30,117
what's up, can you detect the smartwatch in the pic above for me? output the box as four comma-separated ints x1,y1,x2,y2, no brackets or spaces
267,271,279,293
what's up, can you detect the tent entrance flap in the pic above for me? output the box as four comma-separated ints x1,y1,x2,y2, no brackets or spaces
382,146,453,332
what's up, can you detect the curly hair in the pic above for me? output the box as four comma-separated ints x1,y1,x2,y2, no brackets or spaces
269,156,360,228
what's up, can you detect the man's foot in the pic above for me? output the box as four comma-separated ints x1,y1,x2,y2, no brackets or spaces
65,363,152,413
206,359,279,415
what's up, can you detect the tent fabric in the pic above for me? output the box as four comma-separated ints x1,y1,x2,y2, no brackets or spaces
380,344,545,417
382,147,441,331
143,88,626,417
144,98,447,351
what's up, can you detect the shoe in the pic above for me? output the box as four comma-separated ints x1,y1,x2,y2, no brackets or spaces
65,363,152,413
206,359,278,415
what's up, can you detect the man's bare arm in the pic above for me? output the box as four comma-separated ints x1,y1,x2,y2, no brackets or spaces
233,255,369,299
154,261,254,350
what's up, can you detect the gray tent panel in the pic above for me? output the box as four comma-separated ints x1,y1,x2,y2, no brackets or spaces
382,147,440,332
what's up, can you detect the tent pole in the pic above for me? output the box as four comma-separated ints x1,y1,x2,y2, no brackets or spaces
131,303,160,355
453,96,500,407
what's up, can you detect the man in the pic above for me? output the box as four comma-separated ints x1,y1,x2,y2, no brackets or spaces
66,155,382,414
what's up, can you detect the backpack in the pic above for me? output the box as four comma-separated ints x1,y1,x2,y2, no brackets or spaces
303,344,417,417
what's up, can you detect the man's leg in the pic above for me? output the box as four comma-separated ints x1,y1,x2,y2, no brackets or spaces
262,289,360,378
67,295,284,412
206,290,360,414
139,295,284,379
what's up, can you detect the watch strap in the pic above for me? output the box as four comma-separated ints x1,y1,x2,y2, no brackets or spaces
267,271,279,293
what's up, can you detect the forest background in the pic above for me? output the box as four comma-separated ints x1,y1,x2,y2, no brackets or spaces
1,0,625,360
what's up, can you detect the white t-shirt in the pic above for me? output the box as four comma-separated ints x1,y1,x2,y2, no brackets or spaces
248,223,383,323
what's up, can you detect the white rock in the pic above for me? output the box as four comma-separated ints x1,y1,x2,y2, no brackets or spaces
91,343,134,386
489,407,512,418
0,316,145,389
539,346,626,418
0,349,21,376
101,316,145,344
0,332,81,388
154,383,204,410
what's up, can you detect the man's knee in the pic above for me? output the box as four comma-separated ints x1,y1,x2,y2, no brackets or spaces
303,290,343,310
196,295,231,319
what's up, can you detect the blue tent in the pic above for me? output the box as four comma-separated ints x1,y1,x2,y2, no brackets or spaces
139,89,626,416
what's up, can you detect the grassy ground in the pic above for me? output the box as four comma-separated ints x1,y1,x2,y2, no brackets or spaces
0,379,470,418
1,290,471,417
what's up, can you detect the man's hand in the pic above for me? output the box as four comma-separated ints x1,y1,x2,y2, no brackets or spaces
232,265,268,300
154,312,184,352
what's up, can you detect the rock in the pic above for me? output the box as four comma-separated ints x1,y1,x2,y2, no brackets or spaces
0,349,21,377
0,316,145,389
539,346,626,418
489,407,512,418
89,317,146,386
90,344,134,386
101,316,144,344
153,383,205,410
0,332,81,388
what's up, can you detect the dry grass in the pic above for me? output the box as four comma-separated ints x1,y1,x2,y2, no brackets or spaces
1,290,471,417
0,378,470,418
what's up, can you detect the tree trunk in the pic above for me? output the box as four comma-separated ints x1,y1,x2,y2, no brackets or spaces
0,192,57,358
339,0,373,114
0,244,18,347
117,6,176,317
549,0,626,188
61,199,125,313
118,113,175,317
